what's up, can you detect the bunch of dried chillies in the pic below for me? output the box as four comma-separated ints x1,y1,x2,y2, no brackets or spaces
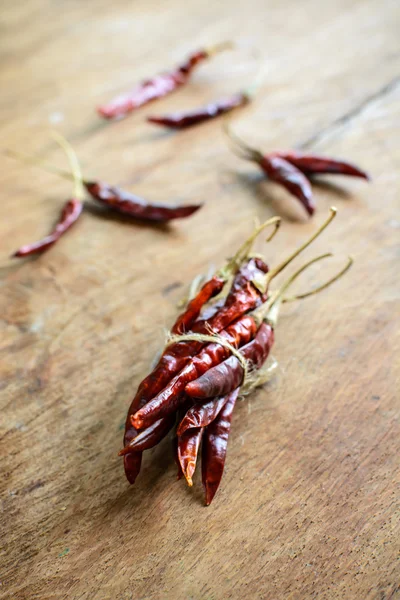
7,136,201,257
120,208,352,505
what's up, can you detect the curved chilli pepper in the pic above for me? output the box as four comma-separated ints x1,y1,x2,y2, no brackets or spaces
259,156,315,216
119,415,175,455
147,93,249,129
177,394,230,436
130,314,258,430
202,387,239,505
185,322,274,399
13,198,83,257
98,45,229,120
172,275,226,335
273,151,369,180
178,426,204,485
84,182,201,223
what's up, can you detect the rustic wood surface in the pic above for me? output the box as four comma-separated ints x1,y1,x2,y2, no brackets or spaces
1,0,399,598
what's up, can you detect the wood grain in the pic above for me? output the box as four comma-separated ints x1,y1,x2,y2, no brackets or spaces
1,0,399,598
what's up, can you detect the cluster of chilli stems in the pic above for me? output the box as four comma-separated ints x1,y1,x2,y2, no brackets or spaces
119,208,352,505
7,42,369,258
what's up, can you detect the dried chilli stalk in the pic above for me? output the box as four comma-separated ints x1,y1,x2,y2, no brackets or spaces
98,42,232,120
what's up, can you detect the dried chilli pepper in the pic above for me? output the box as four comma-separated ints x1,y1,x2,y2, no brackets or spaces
129,313,257,431
185,322,274,399
98,42,232,120
177,426,204,486
147,92,250,129
202,387,239,505
13,199,82,258
120,210,352,503
6,148,202,223
176,394,230,436
225,125,369,216
12,133,84,258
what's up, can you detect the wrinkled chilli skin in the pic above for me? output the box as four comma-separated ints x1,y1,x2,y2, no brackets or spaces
13,199,83,258
84,182,201,222
185,322,274,399
202,388,239,505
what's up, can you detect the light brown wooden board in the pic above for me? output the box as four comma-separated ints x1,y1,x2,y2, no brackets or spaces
1,0,399,598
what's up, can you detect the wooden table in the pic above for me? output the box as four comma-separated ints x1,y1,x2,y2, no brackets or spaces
1,1,399,598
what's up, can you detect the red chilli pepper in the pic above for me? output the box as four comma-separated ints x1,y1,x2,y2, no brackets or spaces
172,275,226,335
177,394,230,436
13,198,82,258
202,387,239,505
98,43,231,120
130,314,258,430
177,426,204,485
259,155,315,216
185,322,274,399
147,92,249,129
225,127,369,216
273,151,369,180
84,181,201,223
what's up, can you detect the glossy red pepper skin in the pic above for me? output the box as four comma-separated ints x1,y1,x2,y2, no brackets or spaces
130,315,257,430
98,49,209,120
177,426,204,485
147,93,249,129
13,198,83,257
119,415,175,454
84,182,201,222
202,388,239,505
172,276,226,335
186,322,274,399
274,151,369,180
259,156,315,216
177,394,229,436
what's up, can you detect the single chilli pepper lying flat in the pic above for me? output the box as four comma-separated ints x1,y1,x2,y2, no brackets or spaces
120,209,353,504
225,125,369,216
7,148,202,224
13,133,84,258
147,92,250,129
13,199,82,258
98,42,232,120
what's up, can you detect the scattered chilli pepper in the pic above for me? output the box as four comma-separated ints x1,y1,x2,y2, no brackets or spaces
120,209,353,504
147,92,250,129
13,199,82,258
202,387,239,505
97,42,232,120
225,125,369,216
12,133,84,258
6,148,202,224
84,181,201,222
272,151,369,180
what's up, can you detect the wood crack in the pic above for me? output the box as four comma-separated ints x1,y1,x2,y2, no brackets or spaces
298,75,400,150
